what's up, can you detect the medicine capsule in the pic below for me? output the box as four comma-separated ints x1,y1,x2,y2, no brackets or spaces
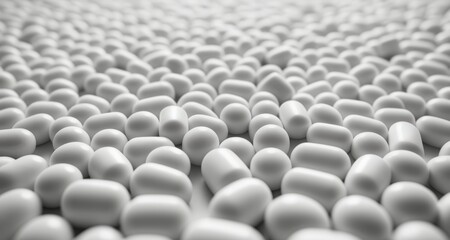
50,142,94,177
416,116,450,148
287,228,361,240
13,214,73,240
146,146,191,175
159,106,188,145
53,126,90,149
133,96,176,117
428,156,450,194
0,107,25,129
124,137,174,169
0,189,41,240
351,132,389,159
61,179,130,228
26,101,67,119
120,195,190,239
202,148,252,193
388,122,424,156
182,127,220,166
83,112,127,138
220,103,251,135
181,218,264,240
279,100,311,139
393,221,448,240
250,148,291,190
209,178,272,226
308,103,343,125
383,150,428,184
74,226,123,240
306,122,352,152
219,137,255,167
265,194,330,240
253,124,290,153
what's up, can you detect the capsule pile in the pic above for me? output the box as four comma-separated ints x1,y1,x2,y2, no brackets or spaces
1,0,450,239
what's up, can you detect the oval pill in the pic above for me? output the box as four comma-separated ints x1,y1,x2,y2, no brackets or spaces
75,226,122,240
146,146,191,175
219,137,255,167
13,214,73,240
50,142,94,177
181,218,264,240
388,122,424,156
287,229,361,240
383,150,428,184
182,127,220,166
0,155,47,194
393,221,448,240
279,100,311,139
416,116,450,148
159,106,188,145
253,124,290,153
13,113,54,145
306,123,352,152
250,148,291,191
88,147,133,187
123,137,174,169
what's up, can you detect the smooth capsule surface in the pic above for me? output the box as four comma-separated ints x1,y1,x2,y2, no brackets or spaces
88,147,133,187
0,128,36,158
351,132,389,159
428,156,450,194
308,103,343,126
306,123,352,152
83,112,127,138
90,129,128,151
181,218,264,240
209,178,272,226
125,111,159,139
121,195,190,238
343,115,388,139
290,142,351,179
146,146,191,175
0,155,47,194
159,106,188,145
253,124,290,153
279,100,311,139
61,179,130,228
74,226,122,240
50,142,94,177
417,116,450,148
250,148,291,190
393,221,448,240
219,137,255,167
383,150,428,185
182,127,220,166
201,148,252,193
13,215,73,240
123,137,174,169
388,122,424,156
0,107,25,129
287,228,361,240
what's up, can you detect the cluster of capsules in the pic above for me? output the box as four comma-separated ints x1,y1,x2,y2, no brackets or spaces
1,0,450,239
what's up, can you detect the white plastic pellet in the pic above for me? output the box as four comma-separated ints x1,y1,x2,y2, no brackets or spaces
120,195,190,238
388,122,424,156
13,113,54,145
393,221,448,240
428,156,450,194
265,194,330,240
383,150,429,185
209,178,272,226
159,106,188,145
308,103,343,125
306,123,352,152
250,148,291,191
123,137,174,169
133,96,176,117
334,99,374,118
61,179,130,228
219,79,256,101
0,128,36,158
83,112,126,138
88,147,133,187
50,142,94,177
416,116,450,148
74,226,122,240
53,126,90,149
281,168,346,211
181,218,264,240
256,73,294,103
332,195,392,240
381,182,438,225
187,114,227,141
13,215,73,240
78,95,110,113
279,100,311,139
391,91,427,119
146,146,191,175
287,228,360,240
26,101,67,119
201,148,251,193
138,82,175,100
372,96,405,111
67,103,101,124
219,137,255,167
0,189,41,240
350,63,379,85
253,124,290,153
351,132,389,159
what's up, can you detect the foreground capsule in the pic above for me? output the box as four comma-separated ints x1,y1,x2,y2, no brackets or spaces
181,218,264,240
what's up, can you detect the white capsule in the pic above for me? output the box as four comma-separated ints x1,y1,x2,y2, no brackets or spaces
68,103,101,124
426,98,450,121
282,168,346,211
428,75,450,90
124,235,170,240
334,99,374,118
308,103,343,125
388,122,424,156
219,79,256,101
74,226,122,240
219,103,251,135
0,97,26,112
13,113,53,145
121,195,190,238
438,193,450,236
159,106,188,145
110,93,139,117
351,132,389,159
391,92,426,119
383,150,428,184
251,100,279,116
49,88,79,109
393,221,448,240
306,123,352,152
13,215,73,240
248,91,279,109
183,218,264,240
50,142,94,177
146,146,190,175
0,189,41,240
78,95,110,114
256,73,294,103
279,100,311,139
250,148,291,190
188,115,227,142
26,101,67,119
381,182,438,225
343,115,388,139
133,96,176,117
407,82,437,102
61,179,130,228
428,156,450,194
124,137,174,169
372,95,405,111
53,126,90,149
213,93,248,115
83,112,126,138
416,116,450,148
202,148,251,193
178,91,213,109
350,63,379,85
440,141,450,156
332,195,392,240
88,147,133,187
265,194,330,240
333,80,359,99
290,142,351,179
287,228,361,240
219,137,255,167
317,57,350,73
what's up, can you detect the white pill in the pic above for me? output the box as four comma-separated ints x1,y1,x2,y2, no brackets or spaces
21,89,49,106
124,235,170,240
95,82,129,103
71,65,95,90
34,163,82,208
184,69,206,85
428,156,450,194
440,141,450,156
0,154,47,194
416,116,450,148
279,100,311,139
14,80,40,95
68,103,101,124
202,148,251,193
381,182,438,225
130,163,192,201
287,228,361,240
161,73,193,99
428,75,450,90
84,73,112,94
83,112,127,138
193,45,223,62
91,129,127,151
333,80,359,100
13,113,54,145
248,91,279,108
181,218,264,240
50,142,94,177
88,147,133,187
220,103,251,135
125,111,159,139
0,189,41,240
190,83,217,99
159,106,188,145
308,103,343,125
415,60,450,76
121,195,190,238
26,101,67,119
250,148,291,190
147,67,171,82
317,57,350,73
407,82,437,102
188,115,227,142
393,221,448,240
124,137,174,169
389,122,424,156
209,178,272,226
334,99,374,118
282,168,346,211
266,45,293,68
383,150,428,184
13,215,73,240
426,98,450,121
75,226,122,240
350,63,379,85
290,142,351,179
213,93,248,115
133,96,176,117
61,179,130,227
138,81,175,99
391,92,426,119
0,128,36,158
53,126,90,149
146,146,190,175
219,79,256,101
0,156,13,167
0,97,26,112
351,132,389,159
206,67,231,90
343,115,388,139
253,124,289,153
110,93,139,117
307,123,352,152
438,193,450,236
120,74,147,95
178,91,213,109
265,194,330,240
372,95,405,111
358,85,387,104
251,100,279,116
299,81,333,98
332,195,392,240
49,88,79,109
256,73,294,103
219,137,255,167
